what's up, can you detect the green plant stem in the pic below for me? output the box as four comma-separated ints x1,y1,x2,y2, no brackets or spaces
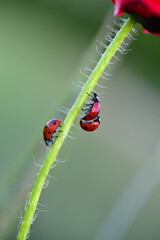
17,15,136,240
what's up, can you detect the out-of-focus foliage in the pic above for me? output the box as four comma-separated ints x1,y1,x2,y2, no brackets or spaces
0,1,160,240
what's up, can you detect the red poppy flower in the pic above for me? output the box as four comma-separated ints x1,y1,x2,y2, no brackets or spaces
112,0,160,36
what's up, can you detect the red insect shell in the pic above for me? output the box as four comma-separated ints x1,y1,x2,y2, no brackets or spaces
82,92,100,121
80,116,101,132
82,102,100,121
43,119,61,145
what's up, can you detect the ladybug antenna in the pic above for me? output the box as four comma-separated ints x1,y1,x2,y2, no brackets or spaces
92,92,100,103
86,91,97,99
86,92,92,97
86,92,94,101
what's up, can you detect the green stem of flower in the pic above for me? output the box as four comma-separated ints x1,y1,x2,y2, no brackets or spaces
17,15,136,240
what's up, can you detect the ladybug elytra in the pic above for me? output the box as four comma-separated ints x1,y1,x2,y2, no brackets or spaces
82,92,100,121
43,119,61,146
80,116,101,132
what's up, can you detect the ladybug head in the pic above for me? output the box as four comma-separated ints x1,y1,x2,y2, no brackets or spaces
93,92,100,103
94,115,101,124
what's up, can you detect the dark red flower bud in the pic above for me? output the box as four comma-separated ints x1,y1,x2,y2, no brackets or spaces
112,0,160,36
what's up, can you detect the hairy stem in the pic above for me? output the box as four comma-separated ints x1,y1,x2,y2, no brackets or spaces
17,15,136,240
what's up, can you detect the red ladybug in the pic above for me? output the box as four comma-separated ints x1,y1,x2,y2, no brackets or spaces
43,119,61,146
80,116,101,132
82,92,100,121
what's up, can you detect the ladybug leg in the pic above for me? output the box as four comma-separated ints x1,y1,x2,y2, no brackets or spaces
83,103,91,106
45,140,49,147
54,130,63,134
51,134,59,139
51,135,56,139
82,106,92,112
81,107,88,111
54,129,63,133
82,104,92,111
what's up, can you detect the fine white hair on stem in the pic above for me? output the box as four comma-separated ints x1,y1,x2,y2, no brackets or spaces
31,209,41,224
50,162,58,169
96,82,109,89
57,106,70,115
104,19,136,60
68,128,73,134
17,211,23,236
118,46,131,54
67,129,79,138
72,81,83,89
113,17,127,27
105,32,115,43
108,61,115,67
78,80,86,86
113,53,122,61
96,46,103,56
127,31,138,41
100,73,111,80
25,192,31,211
107,25,118,34
122,38,129,46
83,66,93,72
26,230,33,240
92,59,98,64
33,157,42,168
43,178,49,189
64,137,72,145
96,40,108,49
55,158,69,164
83,66,111,84
132,27,138,35
72,123,81,129
92,59,112,71
67,134,79,140
68,128,76,135
126,34,133,41
129,32,138,40
120,17,127,23
58,105,83,118
130,29,138,39
36,207,48,213
47,173,55,180
37,202,47,207
103,70,112,77
51,158,69,169
79,67,90,79
28,173,39,187
114,19,124,27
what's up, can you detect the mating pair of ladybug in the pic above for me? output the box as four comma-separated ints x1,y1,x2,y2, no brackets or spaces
80,92,101,131
43,92,100,146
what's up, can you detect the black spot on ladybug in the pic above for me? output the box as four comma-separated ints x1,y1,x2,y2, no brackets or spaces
91,129,94,131
48,131,51,134
53,121,57,125
89,115,92,119
84,125,88,129
93,124,95,126
45,125,48,128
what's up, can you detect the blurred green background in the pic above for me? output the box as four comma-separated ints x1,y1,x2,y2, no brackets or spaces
0,1,160,239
